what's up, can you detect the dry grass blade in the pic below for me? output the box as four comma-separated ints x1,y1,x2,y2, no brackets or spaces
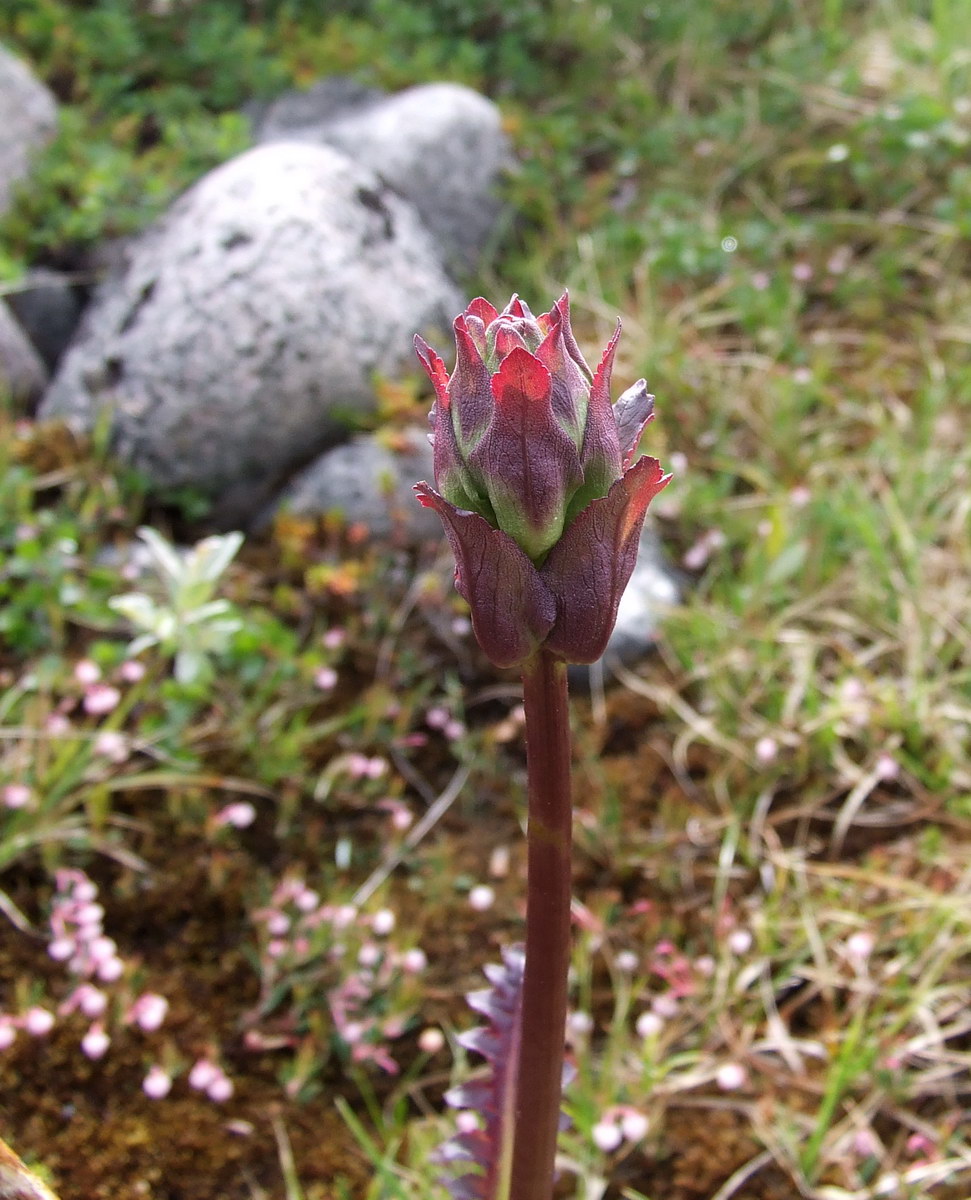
0,1140,59,1200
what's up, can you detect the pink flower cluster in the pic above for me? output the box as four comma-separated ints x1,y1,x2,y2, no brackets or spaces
0,869,172,1081
247,876,428,1090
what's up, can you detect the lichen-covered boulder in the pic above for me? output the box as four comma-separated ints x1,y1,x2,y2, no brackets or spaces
0,43,58,218
40,142,463,524
253,82,509,275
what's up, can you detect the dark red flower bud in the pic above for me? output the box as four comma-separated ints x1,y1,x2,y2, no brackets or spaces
416,293,671,666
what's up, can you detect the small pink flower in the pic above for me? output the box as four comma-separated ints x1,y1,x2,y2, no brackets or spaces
2,783,32,809
23,1007,55,1036
371,909,396,936
93,731,128,762
313,666,338,691
71,876,98,903
340,1021,365,1045
728,929,753,955
188,1058,220,1090
852,1128,880,1158
567,1010,593,1038
792,261,813,282
345,753,370,778
592,1120,623,1152
906,1132,936,1158
755,736,778,764
322,628,345,650
400,948,427,974
468,885,495,912
75,901,105,927
621,1110,649,1142
143,1065,173,1099
89,935,118,964
636,1012,663,1039
83,684,122,715
875,753,899,781
63,984,108,1019
207,1075,234,1103
845,930,875,965
425,707,450,729
418,1026,445,1054
97,956,124,982
214,801,257,828
357,943,382,968
130,993,168,1031
0,1018,16,1050
119,660,147,683
81,1024,110,1059
265,912,290,936
332,904,358,929
294,887,319,912
48,937,76,961
389,804,413,831
444,719,466,741
74,659,102,685
716,1062,748,1090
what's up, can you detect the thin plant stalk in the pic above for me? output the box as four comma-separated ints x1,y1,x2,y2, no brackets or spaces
509,648,573,1199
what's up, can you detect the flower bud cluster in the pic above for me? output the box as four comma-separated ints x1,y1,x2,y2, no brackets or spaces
416,293,671,666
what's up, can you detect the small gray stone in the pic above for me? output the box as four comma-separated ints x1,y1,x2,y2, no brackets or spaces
40,141,463,525
247,77,386,141
270,425,440,541
0,44,58,217
0,299,48,409
5,269,83,371
606,525,681,663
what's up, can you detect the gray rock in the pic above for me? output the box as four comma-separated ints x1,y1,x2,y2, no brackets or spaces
255,82,509,274
5,269,83,371
269,424,440,541
247,77,386,140
0,44,58,218
0,299,48,409
605,525,681,663
40,141,463,525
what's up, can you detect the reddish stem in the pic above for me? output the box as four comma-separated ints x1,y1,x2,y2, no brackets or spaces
509,648,573,1200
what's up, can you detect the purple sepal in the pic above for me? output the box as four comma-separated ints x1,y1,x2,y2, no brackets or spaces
543,455,671,664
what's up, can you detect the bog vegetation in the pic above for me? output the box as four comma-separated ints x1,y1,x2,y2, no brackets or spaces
1,2,970,1198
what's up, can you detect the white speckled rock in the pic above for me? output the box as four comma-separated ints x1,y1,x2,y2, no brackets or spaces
40,142,463,523
254,82,509,275
0,44,58,218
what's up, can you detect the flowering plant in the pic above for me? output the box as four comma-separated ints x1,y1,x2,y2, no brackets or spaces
415,293,670,667
415,294,671,1200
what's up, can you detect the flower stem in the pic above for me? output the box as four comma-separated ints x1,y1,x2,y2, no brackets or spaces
509,648,573,1200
